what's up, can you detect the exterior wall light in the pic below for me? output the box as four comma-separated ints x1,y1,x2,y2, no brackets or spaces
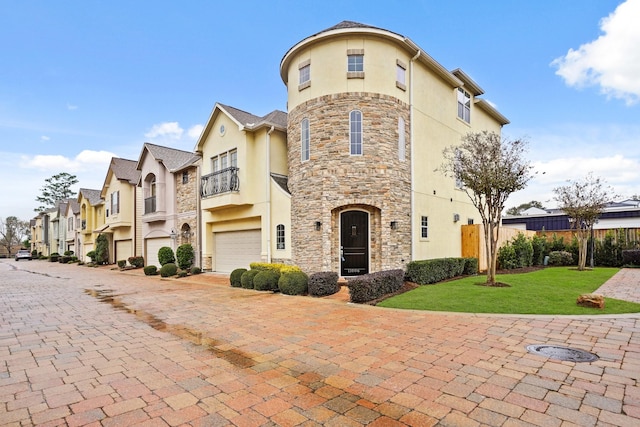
453,213,460,223
390,221,398,230
314,221,322,231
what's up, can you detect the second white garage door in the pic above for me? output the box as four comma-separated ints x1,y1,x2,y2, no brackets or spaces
145,237,172,268
214,229,261,273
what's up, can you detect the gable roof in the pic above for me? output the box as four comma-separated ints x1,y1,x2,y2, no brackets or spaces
111,158,140,184
78,188,103,206
136,143,200,174
195,103,287,153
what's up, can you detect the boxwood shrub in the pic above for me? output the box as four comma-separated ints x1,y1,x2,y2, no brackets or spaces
278,271,309,295
547,251,574,266
406,257,473,285
117,260,126,269
308,271,340,297
158,246,175,266
230,268,247,287
250,262,301,274
347,269,404,303
159,263,177,277
128,256,145,268
241,269,260,289
622,249,640,266
253,270,280,291
190,266,202,275
144,265,158,276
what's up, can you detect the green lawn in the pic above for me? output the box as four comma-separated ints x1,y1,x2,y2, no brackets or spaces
378,267,640,315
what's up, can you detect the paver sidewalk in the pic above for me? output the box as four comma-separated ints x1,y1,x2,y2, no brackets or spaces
1,261,639,426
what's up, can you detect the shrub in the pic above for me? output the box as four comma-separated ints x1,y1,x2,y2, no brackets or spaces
462,258,478,275
143,265,158,275
548,233,566,252
308,272,340,297
512,233,533,268
31,250,38,257
622,249,640,266
278,271,309,295
547,251,574,266
253,270,280,291
64,250,74,256
595,231,623,267
49,253,59,262
177,270,188,278
95,234,109,264
241,269,260,289
159,263,178,277
190,266,202,275
531,234,547,265
497,244,517,270
347,269,404,303
406,258,468,285
250,262,301,274
176,244,195,270
128,256,145,268
59,256,71,263
158,246,175,266
117,260,126,269
230,268,247,287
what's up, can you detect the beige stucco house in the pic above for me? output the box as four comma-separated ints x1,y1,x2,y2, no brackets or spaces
195,104,290,272
64,199,80,256
77,188,104,262
136,143,200,268
196,21,508,275
98,157,142,263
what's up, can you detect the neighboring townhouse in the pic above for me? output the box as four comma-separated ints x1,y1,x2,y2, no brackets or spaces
98,157,142,263
50,199,69,255
31,213,45,256
194,21,509,275
77,188,104,262
136,143,200,268
64,199,80,256
195,103,289,272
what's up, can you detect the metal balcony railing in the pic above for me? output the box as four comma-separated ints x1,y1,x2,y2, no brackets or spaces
201,167,239,198
144,196,156,214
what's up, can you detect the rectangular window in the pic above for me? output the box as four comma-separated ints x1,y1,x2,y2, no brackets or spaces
298,59,311,90
457,88,471,123
182,171,189,184
467,218,474,225
110,191,119,215
421,216,428,238
301,118,310,161
350,110,362,155
276,224,285,250
347,54,364,72
396,60,406,90
230,150,237,167
212,157,219,172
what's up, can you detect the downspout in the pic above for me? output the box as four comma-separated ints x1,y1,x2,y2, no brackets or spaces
196,160,202,268
410,49,421,262
266,125,275,263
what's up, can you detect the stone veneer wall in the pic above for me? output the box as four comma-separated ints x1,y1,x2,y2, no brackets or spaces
288,92,411,274
175,166,199,262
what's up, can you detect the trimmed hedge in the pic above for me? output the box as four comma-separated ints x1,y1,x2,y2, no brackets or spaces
144,265,158,276
250,262,301,274
547,251,574,266
622,249,640,266
230,268,247,287
117,260,126,269
278,271,309,295
253,270,280,291
128,256,145,268
158,246,175,266
190,266,202,275
176,244,194,270
241,269,260,289
159,263,177,277
347,269,404,303
406,257,476,285
308,272,340,297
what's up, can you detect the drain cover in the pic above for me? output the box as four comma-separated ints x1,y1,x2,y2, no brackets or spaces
526,345,598,362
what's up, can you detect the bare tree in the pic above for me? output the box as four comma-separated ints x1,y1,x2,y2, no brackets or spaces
553,173,615,270
35,172,78,212
0,216,30,256
442,131,533,285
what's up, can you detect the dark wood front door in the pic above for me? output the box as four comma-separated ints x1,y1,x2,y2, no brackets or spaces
340,211,369,276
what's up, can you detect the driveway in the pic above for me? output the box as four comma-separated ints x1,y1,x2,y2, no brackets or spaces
1,260,639,426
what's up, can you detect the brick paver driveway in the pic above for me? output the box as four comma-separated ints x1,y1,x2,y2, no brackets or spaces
1,260,639,426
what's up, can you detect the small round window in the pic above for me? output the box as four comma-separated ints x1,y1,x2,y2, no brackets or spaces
219,124,226,136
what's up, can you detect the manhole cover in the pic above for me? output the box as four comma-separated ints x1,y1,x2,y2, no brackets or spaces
526,345,598,362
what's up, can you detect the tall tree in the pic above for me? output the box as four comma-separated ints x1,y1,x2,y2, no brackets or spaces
35,172,79,212
553,173,615,271
442,131,533,285
506,200,545,216
0,216,30,255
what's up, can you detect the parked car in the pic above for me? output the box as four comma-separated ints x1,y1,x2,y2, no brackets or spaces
15,249,32,261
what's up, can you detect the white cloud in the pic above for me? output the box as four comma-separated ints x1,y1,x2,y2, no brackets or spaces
19,150,115,173
145,121,184,139
40,135,50,141
551,0,640,105
67,104,78,110
188,124,204,139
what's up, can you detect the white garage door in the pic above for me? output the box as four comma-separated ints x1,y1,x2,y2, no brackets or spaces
214,229,261,273
115,239,132,263
83,243,93,262
145,237,172,268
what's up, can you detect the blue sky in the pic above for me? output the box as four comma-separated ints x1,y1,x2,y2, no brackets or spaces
1,0,639,222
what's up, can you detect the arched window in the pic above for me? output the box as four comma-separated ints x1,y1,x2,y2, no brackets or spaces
301,118,310,162
276,224,285,250
349,110,362,155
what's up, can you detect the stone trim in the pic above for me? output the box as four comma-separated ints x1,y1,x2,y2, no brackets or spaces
347,71,365,79
347,49,364,55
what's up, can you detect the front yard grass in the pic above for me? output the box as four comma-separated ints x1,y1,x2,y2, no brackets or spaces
378,267,640,315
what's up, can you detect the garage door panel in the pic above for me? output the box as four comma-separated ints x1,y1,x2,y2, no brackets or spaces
215,230,261,273
115,240,132,263
146,238,171,267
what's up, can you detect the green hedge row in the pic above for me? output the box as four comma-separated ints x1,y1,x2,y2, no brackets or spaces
406,257,477,285
347,269,404,303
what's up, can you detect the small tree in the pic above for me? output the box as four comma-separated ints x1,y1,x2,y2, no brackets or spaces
95,233,109,265
35,172,79,212
553,173,615,271
0,216,30,256
176,244,195,270
442,131,533,285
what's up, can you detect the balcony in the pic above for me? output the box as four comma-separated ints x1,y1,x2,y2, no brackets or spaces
201,167,240,198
